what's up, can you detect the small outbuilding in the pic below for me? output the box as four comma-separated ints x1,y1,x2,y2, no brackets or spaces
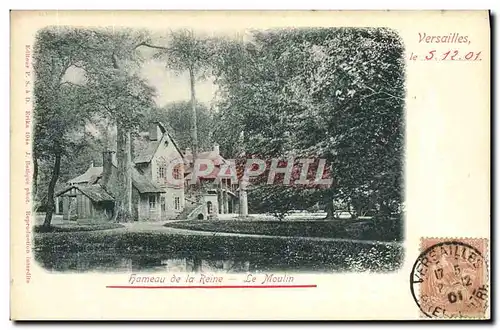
56,184,114,222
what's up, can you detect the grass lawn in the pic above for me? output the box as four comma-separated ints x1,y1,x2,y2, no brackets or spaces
164,219,403,242
33,230,404,273
33,222,125,233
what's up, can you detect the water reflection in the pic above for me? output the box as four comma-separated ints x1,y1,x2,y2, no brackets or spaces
35,252,259,273
34,246,404,273
131,257,251,273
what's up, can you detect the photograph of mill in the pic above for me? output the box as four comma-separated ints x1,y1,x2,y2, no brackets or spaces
32,26,405,273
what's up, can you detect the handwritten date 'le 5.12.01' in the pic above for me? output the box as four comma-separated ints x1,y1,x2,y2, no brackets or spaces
409,50,482,62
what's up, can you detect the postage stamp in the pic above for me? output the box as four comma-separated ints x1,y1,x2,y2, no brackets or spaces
410,238,489,319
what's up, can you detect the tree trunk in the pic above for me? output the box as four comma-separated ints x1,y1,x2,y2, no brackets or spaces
126,131,133,214
347,202,357,219
189,66,201,200
189,66,199,160
324,199,336,220
42,152,61,227
114,123,133,222
111,53,133,222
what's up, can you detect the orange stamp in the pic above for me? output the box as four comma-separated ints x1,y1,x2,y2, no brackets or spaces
410,238,489,319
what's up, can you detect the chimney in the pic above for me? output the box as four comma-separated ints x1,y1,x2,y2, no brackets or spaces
213,144,220,155
102,150,115,188
149,122,161,141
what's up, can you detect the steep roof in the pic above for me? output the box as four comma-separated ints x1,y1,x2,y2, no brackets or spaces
56,184,114,202
68,156,118,185
79,185,115,202
68,166,104,185
133,140,161,164
133,121,184,164
131,168,164,193
67,165,165,195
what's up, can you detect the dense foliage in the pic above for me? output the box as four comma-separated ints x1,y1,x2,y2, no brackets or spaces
211,28,405,218
33,27,156,224
34,27,405,222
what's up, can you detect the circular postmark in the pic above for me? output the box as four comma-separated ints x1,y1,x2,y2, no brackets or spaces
410,240,488,318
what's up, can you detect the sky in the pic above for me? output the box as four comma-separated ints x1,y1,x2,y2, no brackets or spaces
137,28,255,107
140,59,218,107
62,48,221,138
63,29,251,108
64,59,219,108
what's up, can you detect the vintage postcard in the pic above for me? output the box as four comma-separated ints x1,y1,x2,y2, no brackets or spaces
10,10,490,320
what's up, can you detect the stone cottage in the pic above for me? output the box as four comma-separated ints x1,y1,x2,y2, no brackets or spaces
56,121,248,222
56,122,185,221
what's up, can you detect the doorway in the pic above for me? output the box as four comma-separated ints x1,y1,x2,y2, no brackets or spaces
68,196,78,221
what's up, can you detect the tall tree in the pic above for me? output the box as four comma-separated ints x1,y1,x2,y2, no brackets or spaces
33,28,100,226
210,35,249,158
140,30,213,162
210,28,405,219
73,28,156,222
33,27,156,225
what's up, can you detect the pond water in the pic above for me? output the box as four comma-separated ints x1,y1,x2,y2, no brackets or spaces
34,248,404,273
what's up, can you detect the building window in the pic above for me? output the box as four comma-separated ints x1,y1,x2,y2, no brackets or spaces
157,157,167,182
158,165,166,180
174,197,180,210
173,165,181,180
149,195,156,210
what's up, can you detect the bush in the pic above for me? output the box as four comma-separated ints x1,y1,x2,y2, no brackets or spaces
34,223,125,233
163,219,402,242
359,217,403,242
